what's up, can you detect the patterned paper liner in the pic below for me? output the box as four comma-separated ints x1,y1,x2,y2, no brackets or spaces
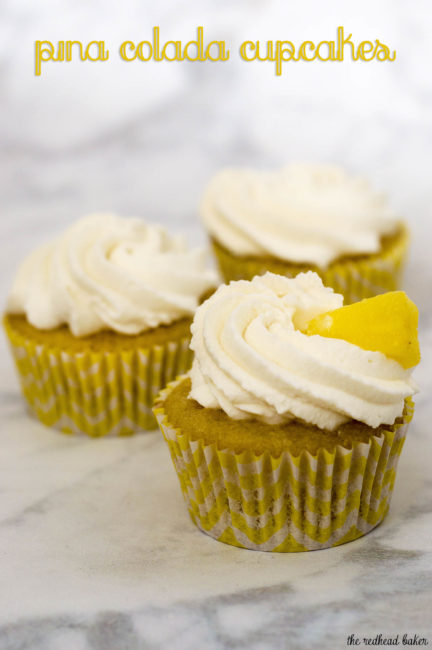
154,377,414,552
211,226,409,304
4,319,193,437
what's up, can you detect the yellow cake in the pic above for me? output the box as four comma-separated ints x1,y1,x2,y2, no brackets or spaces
5,312,193,352
201,165,409,303
154,272,420,552
4,214,217,436
211,226,408,303
162,376,412,456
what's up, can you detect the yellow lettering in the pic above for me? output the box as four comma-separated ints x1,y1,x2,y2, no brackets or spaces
297,41,316,61
57,42,65,62
356,41,373,60
137,41,153,61
120,41,137,61
337,26,357,61
153,26,160,61
239,41,257,61
66,41,84,61
161,41,181,61
84,41,109,62
183,26,203,61
258,41,273,62
205,41,229,61
315,40,334,61
275,41,295,75
375,39,396,61
35,40,54,76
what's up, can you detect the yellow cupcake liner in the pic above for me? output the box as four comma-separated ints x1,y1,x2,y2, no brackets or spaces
4,320,193,437
154,378,413,552
211,226,409,304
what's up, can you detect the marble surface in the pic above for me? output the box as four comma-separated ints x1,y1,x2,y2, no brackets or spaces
1,1,432,648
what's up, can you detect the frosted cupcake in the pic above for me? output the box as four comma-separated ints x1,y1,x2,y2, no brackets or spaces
201,164,408,303
154,272,419,552
4,214,217,436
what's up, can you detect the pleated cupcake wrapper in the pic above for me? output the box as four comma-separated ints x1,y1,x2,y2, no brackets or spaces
211,226,409,304
4,320,193,437
154,378,413,552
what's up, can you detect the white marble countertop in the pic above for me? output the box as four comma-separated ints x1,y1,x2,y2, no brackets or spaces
1,1,432,648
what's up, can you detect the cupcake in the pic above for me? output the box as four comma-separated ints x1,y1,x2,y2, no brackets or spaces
4,214,217,436
201,164,408,304
154,272,420,552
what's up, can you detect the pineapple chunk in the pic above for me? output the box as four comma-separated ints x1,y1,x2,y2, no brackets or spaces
305,291,420,369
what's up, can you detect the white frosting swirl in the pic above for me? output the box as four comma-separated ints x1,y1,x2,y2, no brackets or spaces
7,214,217,336
201,164,399,268
189,272,416,430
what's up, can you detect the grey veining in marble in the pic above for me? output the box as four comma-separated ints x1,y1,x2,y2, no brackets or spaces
1,1,432,648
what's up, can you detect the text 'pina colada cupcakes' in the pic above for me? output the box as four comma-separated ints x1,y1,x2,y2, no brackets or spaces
201,164,408,303
154,272,420,552
4,214,217,436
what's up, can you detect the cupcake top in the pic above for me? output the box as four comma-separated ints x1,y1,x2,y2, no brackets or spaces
189,272,417,431
7,214,217,337
201,164,400,268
